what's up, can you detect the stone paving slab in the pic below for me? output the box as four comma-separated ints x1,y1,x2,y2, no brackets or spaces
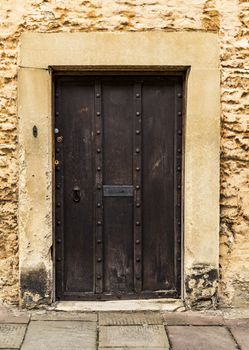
162,311,224,325
100,348,167,350
227,321,249,350
167,326,237,350
99,311,162,325
21,321,96,350
31,311,97,321
99,325,169,348
0,307,30,324
0,324,27,349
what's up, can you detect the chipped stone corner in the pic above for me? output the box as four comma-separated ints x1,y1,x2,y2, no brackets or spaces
184,264,219,310
20,264,52,309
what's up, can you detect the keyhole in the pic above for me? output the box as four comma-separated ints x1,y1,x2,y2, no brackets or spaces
73,186,81,202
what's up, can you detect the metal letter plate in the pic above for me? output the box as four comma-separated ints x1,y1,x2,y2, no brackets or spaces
103,185,134,197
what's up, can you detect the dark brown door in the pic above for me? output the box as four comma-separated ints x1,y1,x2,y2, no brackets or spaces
54,74,183,300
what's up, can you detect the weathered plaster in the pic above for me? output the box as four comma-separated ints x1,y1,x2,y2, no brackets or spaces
18,32,220,308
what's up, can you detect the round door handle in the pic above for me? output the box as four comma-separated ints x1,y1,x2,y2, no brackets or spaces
73,186,81,202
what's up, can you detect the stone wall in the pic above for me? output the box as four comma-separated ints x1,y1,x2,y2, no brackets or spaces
0,0,248,307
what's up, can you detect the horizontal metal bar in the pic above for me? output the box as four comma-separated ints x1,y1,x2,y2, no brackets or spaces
103,185,134,197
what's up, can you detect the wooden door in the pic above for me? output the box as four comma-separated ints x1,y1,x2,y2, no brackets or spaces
54,74,183,300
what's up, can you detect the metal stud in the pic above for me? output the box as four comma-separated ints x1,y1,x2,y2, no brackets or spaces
178,130,182,135
97,203,101,207
178,257,181,262
97,275,102,280
177,148,181,153
136,148,140,153
56,202,61,207
136,275,141,280
97,221,102,226
177,184,181,189
56,184,61,189
97,258,102,262
178,221,181,226
136,112,140,116
136,203,141,207
177,166,181,171
177,202,181,207
136,167,140,171
136,185,140,190
96,112,101,116
136,239,140,244
178,93,182,98
96,93,100,98
136,221,140,226
178,111,182,116
177,239,181,244
136,93,140,98
56,166,60,171
57,221,61,225
57,239,62,244
97,185,101,190
97,167,101,171
56,147,60,153
96,130,101,135
55,112,59,116
97,239,102,244
136,130,140,135
136,257,140,262
97,148,101,153
57,136,63,143
57,257,61,262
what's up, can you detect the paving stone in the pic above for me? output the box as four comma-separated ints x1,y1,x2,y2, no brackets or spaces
228,321,249,350
167,326,237,350
0,324,27,348
0,307,30,324
21,321,96,350
100,348,167,350
162,311,224,325
31,311,97,321
99,325,169,348
99,311,162,325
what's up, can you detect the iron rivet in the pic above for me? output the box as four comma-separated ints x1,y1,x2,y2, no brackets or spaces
178,257,181,262
178,130,182,135
177,166,181,171
56,147,60,153
97,258,102,262
177,148,181,153
136,203,141,207
136,130,140,135
136,275,141,280
96,130,101,135
97,167,101,171
97,275,102,280
178,111,182,116
57,136,63,143
57,221,61,225
56,166,60,171
97,203,101,207
57,239,62,244
96,93,100,98
56,202,61,207
136,221,140,226
136,167,140,171
96,112,101,116
136,112,140,116
97,221,102,226
136,93,140,98
177,185,181,189
55,93,59,97
54,128,59,134
56,184,60,189
97,239,102,244
136,257,140,262
97,185,101,190
136,148,140,153
136,239,140,244
177,239,181,243
136,185,140,190
178,221,181,226
97,148,101,153
57,257,61,262
178,275,181,279
177,203,181,207
178,93,182,98
55,112,59,116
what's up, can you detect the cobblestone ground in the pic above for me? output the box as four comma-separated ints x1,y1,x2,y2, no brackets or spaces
0,308,248,349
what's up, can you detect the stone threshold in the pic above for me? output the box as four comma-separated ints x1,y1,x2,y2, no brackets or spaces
54,298,184,312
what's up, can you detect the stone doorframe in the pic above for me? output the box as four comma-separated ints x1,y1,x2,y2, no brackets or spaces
18,32,220,308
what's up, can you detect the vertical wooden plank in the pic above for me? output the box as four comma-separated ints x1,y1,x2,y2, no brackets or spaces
133,82,142,292
142,77,180,292
102,80,134,294
55,77,94,295
95,80,103,294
